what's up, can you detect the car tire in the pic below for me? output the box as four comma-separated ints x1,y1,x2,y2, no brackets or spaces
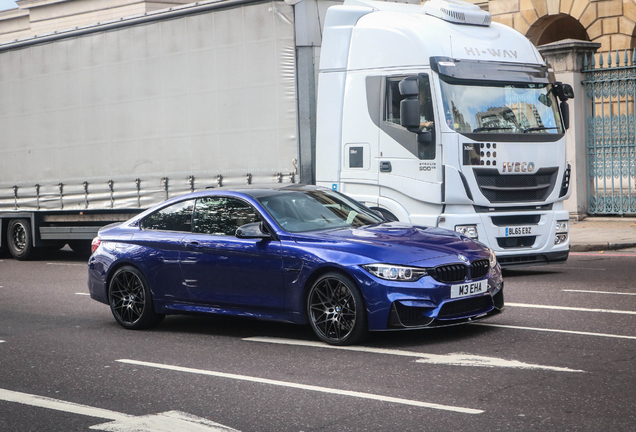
108,266,165,330
7,219,33,260
307,272,368,346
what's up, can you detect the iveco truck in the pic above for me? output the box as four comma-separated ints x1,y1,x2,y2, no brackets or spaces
316,0,573,267
0,0,572,265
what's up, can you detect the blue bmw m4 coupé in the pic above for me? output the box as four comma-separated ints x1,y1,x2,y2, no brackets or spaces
88,185,503,345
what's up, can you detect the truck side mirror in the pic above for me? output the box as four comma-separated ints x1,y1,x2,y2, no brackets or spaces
562,83,574,99
398,77,419,97
400,98,421,130
560,101,570,130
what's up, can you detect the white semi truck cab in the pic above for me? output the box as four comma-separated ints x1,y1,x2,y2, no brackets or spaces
316,0,573,267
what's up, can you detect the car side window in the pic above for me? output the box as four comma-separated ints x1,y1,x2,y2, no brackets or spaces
140,199,195,232
193,197,261,236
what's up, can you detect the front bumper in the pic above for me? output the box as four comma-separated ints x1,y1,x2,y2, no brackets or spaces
350,261,504,331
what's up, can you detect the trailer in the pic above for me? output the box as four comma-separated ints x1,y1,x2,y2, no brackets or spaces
0,0,573,266
0,0,318,258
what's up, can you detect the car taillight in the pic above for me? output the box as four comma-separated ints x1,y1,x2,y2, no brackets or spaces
91,237,101,254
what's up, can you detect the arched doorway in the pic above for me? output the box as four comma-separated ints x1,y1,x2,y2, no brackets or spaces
526,14,590,47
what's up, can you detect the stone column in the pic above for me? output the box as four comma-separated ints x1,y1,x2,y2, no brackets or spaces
538,39,601,220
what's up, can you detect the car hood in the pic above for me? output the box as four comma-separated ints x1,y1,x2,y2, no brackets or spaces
290,222,488,265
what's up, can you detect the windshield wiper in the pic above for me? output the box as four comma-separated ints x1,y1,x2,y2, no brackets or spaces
472,126,513,132
524,126,559,133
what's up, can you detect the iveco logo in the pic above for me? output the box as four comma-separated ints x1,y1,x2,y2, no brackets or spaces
502,162,535,173
458,254,468,263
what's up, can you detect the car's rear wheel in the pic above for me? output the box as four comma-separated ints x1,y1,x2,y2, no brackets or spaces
108,266,164,330
307,272,368,345
7,219,33,260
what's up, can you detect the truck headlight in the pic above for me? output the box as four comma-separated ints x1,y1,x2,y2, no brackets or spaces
556,220,568,233
455,224,478,239
362,264,427,282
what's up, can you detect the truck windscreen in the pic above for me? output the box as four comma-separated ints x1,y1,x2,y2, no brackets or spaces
439,80,564,137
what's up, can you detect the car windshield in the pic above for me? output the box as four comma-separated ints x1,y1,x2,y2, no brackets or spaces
439,80,563,135
257,190,384,233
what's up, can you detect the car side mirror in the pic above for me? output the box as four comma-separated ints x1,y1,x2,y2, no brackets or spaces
236,222,271,240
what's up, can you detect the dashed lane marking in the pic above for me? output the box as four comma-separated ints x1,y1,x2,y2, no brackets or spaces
506,302,636,315
475,323,636,340
117,359,484,414
75,293,91,296
46,263,86,267
563,289,636,296
243,337,583,373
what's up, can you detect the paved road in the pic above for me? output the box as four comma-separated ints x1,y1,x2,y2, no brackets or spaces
0,249,635,431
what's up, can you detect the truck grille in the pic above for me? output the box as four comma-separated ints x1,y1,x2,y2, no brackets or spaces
470,259,489,279
490,215,541,226
429,264,467,283
438,296,493,319
474,168,558,203
497,236,536,249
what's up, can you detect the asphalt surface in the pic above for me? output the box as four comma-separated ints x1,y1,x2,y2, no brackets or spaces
0,248,635,431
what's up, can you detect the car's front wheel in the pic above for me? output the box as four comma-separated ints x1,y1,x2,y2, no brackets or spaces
108,266,165,330
307,272,368,345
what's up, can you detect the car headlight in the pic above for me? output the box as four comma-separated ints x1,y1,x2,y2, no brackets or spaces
362,264,427,282
488,248,497,268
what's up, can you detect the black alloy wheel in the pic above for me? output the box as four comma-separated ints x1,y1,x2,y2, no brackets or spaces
307,272,368,345
7,219,33,260
108,266,165,330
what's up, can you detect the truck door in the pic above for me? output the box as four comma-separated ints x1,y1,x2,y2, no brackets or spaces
378,73,443,215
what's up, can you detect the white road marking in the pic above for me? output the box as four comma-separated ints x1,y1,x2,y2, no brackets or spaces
507,302,636,315
117,359,483,414
563,289,636,296
0,341,5,343
0,388,129,421
475,323,636,340
0,388,237,432
46,262,86,267
75,293,91,296
244,337,582,373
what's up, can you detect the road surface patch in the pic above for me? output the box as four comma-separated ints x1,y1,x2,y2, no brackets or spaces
506,302,636,315
0,388,237,432
243,337,582,373
563,289,636,296
117,359,484,414
475,323,636,340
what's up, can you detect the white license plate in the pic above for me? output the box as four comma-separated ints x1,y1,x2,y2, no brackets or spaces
500,226,535,237
450,280,487,299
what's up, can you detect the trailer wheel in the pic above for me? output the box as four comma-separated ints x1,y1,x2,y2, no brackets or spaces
7,219,33,260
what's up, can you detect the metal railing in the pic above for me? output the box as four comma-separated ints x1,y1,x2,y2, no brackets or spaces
583,49,636,215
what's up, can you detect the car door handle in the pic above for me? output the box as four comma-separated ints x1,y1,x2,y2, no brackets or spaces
186,241,201,250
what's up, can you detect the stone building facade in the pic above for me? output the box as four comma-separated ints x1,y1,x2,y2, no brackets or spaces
474,0,636,53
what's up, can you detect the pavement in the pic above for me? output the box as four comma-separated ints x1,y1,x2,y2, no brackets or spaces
569,217,636,252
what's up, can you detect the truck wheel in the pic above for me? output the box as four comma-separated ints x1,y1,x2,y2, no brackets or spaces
7,219,33,260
